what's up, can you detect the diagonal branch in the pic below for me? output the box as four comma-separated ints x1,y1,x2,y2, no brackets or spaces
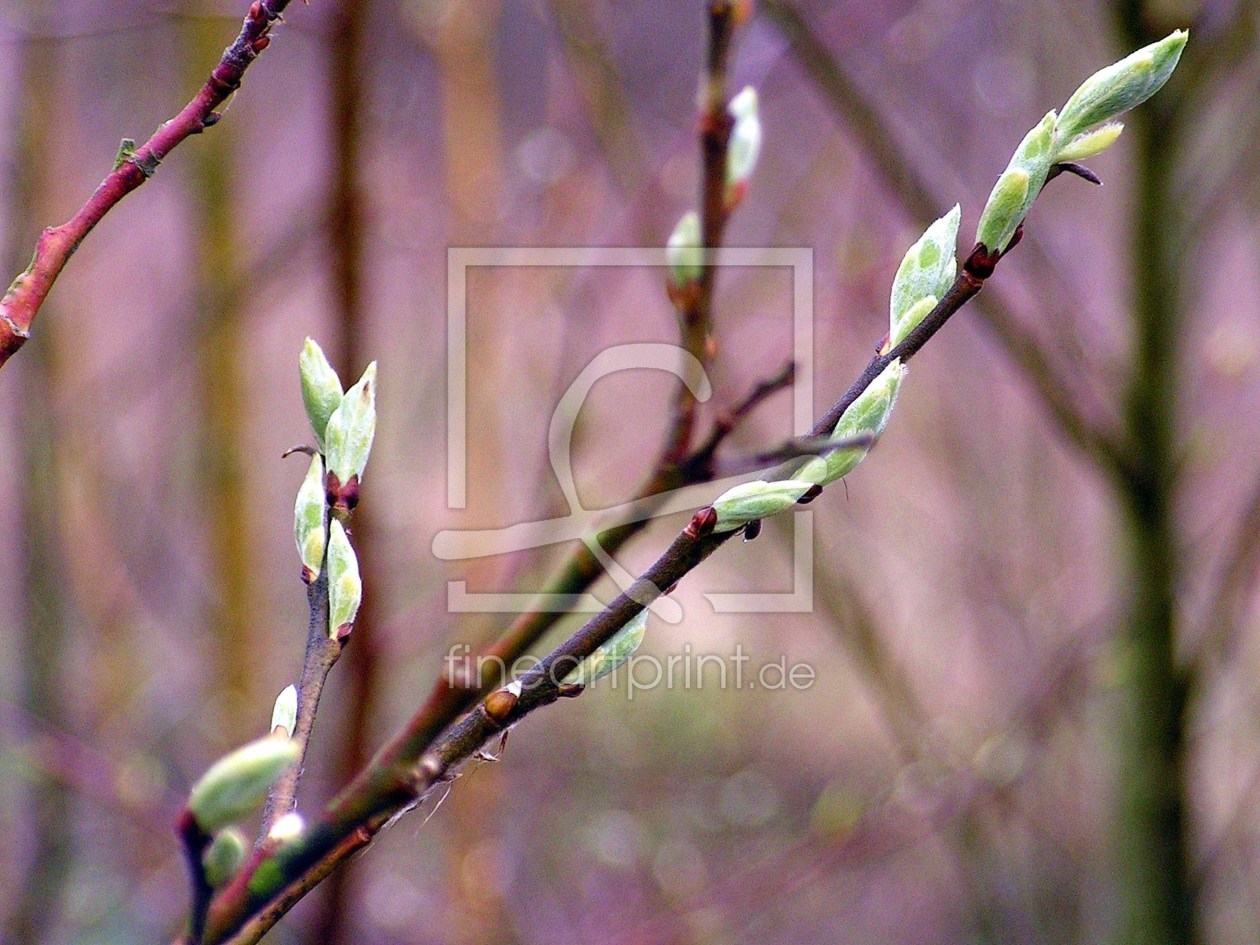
200,232,1018,945
0,0,300,371
758,0,1128,473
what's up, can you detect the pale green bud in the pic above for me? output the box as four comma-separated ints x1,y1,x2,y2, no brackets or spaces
202,828,247,888
975,110,1056,252
1054,121,1124,162
294,455,327,581
186,735,300,834
324,362,377,486
726,86,762,189
667,211,703,288
711,479,816,533
890,204,959,348
1056,30,1188,143
299,338,344,451
797,359,904,486
271,684,298,738
975,168,1030,253
563,609,649,686
327,519,362,638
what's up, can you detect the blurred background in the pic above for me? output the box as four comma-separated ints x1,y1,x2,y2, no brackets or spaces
0,1,1257,942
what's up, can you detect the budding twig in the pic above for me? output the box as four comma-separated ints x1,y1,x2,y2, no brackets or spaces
0,0,298,370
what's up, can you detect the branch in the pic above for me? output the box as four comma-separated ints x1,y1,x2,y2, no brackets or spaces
758,0,1128,472
0,0,298,371
258,572,341,836
199,219,1017,945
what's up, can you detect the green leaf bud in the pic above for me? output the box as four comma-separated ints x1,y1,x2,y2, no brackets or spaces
186,735,300,834
890,204,959,348
667,211,703,288
563,609,649,686
726,86,762,191
711,479,817,533
324,361,377,486
797,359,904,486
1056,30,1188,143
327,519,362,638
294,455,327,581
299,338,344,451
975,168,1031,253
202,827,247,888
271,684,298,738
1054,121,1124,162
976,109,1056,252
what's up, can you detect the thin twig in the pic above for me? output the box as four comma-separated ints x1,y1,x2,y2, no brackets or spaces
258,572,340,837
0,0,298,370
758,0,1128,473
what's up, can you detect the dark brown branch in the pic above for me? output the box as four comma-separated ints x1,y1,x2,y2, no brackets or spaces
0,0,298,370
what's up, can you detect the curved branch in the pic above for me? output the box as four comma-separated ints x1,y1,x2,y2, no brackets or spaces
0,0,299,370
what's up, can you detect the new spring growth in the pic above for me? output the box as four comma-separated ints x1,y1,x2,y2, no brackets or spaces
186,735,300,834
711,479,818,533
202,828,247,888
975,110,1056,253
667,211,703,289
975,30,1188,253
726,86,761,208
563,609,650,686
796,360,905,487
1055,30,1188,144
299,338,343,451
294,454,326,582
271,684,298,738
327,519,362,639
324,360,377,492
889,206,960,349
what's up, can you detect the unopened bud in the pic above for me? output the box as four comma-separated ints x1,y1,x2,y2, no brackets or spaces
711,479,816,533
294,455,327,581
726,86,762,204
797,360,904,486
1056,30,1187,142
186,735,300,834
667,211,703,288
975,109,1055,252
271,684,298,738
889,205,959,348
327,519,362,639
324,362,377,486
299,338,344,451
563,609,649,686
1054,121,1124,163
203,827,247,888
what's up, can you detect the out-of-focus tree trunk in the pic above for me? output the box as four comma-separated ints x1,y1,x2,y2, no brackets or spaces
7,23,73,945
314,1,379,940
186,12,262,732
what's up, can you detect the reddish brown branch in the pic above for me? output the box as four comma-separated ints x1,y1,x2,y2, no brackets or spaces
0,0,297,370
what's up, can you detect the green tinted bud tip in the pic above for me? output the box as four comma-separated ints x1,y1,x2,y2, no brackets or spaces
299,338,344,452
563,609,649,687
202,828,248,888
323,361,377,510
294,454,327,583
271,684,298,738
327,519,362,640
667,211,703,290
